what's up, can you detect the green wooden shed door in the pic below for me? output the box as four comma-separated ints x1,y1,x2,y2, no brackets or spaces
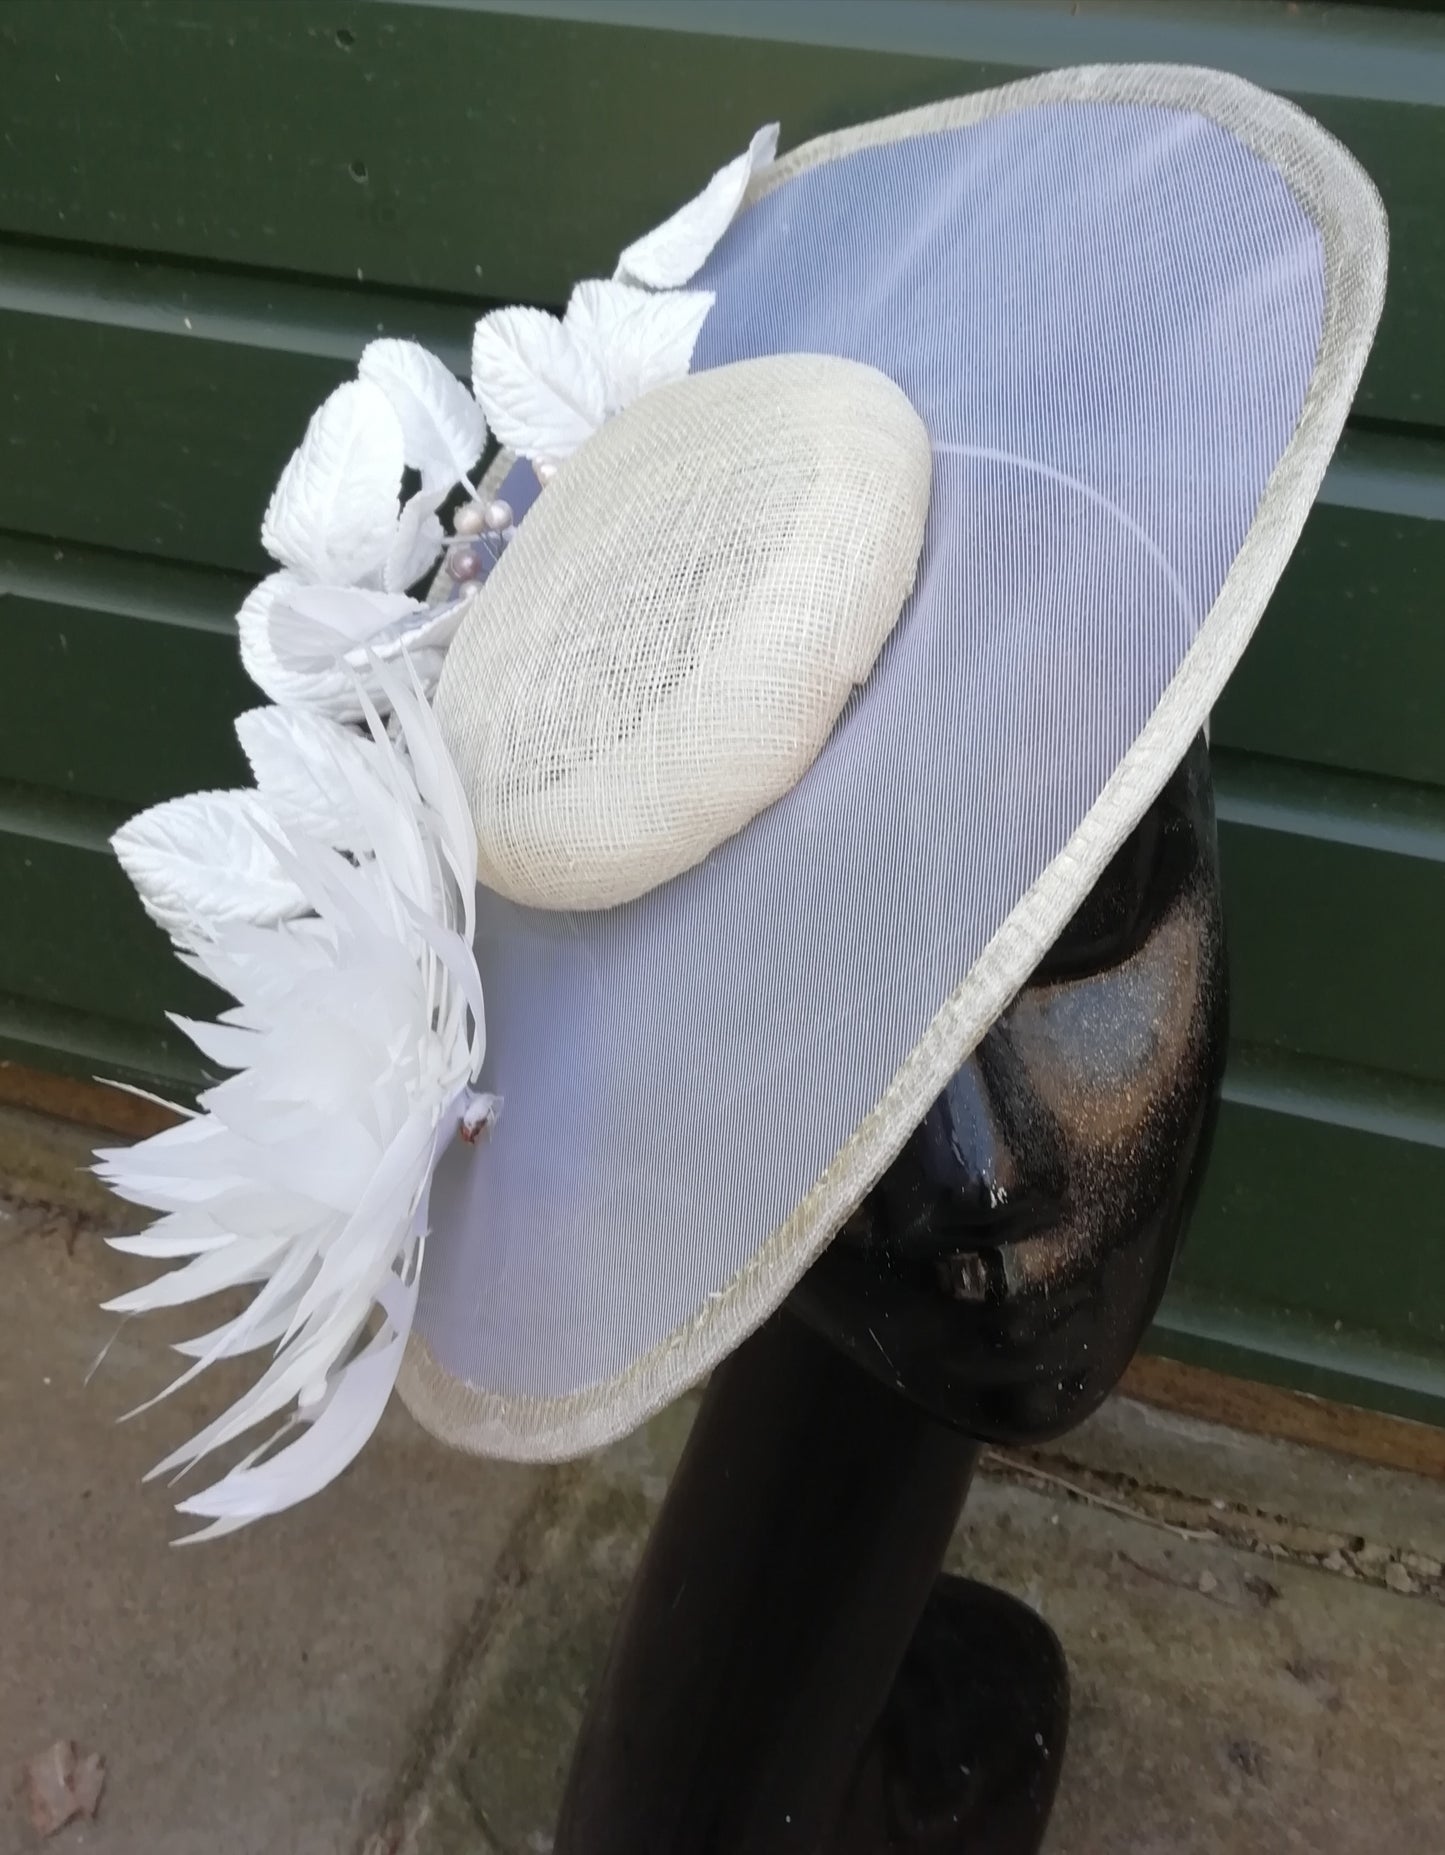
1,0,1442,1422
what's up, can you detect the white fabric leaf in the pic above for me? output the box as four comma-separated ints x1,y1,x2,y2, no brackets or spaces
237,572,457,720
565,279,715,413
385,484,449,593
471,305,608,462
112,790,305,945
614,123,779,289
260,379,405,584
269,584,425,666
358,338,488,493
235,706,377,850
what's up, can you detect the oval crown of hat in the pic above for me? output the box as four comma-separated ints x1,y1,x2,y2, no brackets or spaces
435,353,933,911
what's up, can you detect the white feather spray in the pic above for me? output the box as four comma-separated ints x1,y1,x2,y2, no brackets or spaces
98,668,487,1539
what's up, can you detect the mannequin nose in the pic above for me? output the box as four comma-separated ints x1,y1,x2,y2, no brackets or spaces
880,1025,1070,1261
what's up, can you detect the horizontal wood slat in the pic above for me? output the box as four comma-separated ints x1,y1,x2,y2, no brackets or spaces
1,306,355,574
0,993,205,1095
3,411,1442,796
0,1,1442,423
0,796,220,1030
0,537,253,808
1175,1090,1445,1352
1221,821,1445,1084
1213,429,1445,790
1161,1088,1445,1425
0,790,1439,1089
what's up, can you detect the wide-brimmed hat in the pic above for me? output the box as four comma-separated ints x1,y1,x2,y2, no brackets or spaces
99,65,1385,1536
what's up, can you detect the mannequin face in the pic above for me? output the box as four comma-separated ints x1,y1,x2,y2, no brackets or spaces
789,735,1228,1443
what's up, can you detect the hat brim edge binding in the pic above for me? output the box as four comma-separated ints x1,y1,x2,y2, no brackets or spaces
397,62,1388,1461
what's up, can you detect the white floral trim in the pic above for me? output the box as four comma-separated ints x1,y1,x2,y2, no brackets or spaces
100,127,777,1536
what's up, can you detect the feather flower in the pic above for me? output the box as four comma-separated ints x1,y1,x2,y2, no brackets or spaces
97,666,488,1540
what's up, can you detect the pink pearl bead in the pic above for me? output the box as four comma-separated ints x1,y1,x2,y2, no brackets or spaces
447,544,483,582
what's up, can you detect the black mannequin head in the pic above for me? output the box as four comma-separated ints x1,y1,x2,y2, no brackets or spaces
789,734,1228,1443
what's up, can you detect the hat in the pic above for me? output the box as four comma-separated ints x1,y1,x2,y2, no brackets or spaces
98,65,1385,1536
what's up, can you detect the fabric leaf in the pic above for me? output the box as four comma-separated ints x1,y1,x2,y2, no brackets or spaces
358,339,488,493
614,123,779,289
261,379,405,585
565,279,715,413
112,790,305,945
237,572,456,719
471,305,608,462
385,484,449,594
268,584,425,666
235,706,377,850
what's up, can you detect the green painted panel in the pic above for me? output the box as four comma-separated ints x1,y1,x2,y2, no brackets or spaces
2,793,1438,1090
1157,1079,1445,1423
0,797,219,1030
0,258,478,575
0,993,206,1096
0,1,1442,422
1214,430,1445,790
2,311,1443,791
1150,1289,1445,1430
0,0,1440,1426
1176,1090,1445,1356
1222,820,1445,1084
0,537,253,808
1214,750,1445,867
0,310,351,576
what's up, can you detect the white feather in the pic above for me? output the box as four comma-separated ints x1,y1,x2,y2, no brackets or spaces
471,304,608,462
261,379,406,585
112,790,304,945
614,123,779,289
565,279,715,412
101,671,486,1537
173,1280,415,1542
358,339,488,494
235,706,377,850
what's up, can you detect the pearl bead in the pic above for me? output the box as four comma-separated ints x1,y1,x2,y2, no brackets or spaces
534,461,558,486
483,499,513,533
447,543,483,582
452,501,486,536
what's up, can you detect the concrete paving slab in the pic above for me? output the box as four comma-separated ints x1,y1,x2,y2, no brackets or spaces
1036,1390,1445,1566
390,1398,1445,1854
0,1108,543,1855
7,1101,1444,1855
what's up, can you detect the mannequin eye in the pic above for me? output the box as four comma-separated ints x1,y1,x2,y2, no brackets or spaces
1031,808,1166,982
1028,731,1210,985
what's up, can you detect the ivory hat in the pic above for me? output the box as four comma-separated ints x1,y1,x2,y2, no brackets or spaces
100,66,1385,1533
